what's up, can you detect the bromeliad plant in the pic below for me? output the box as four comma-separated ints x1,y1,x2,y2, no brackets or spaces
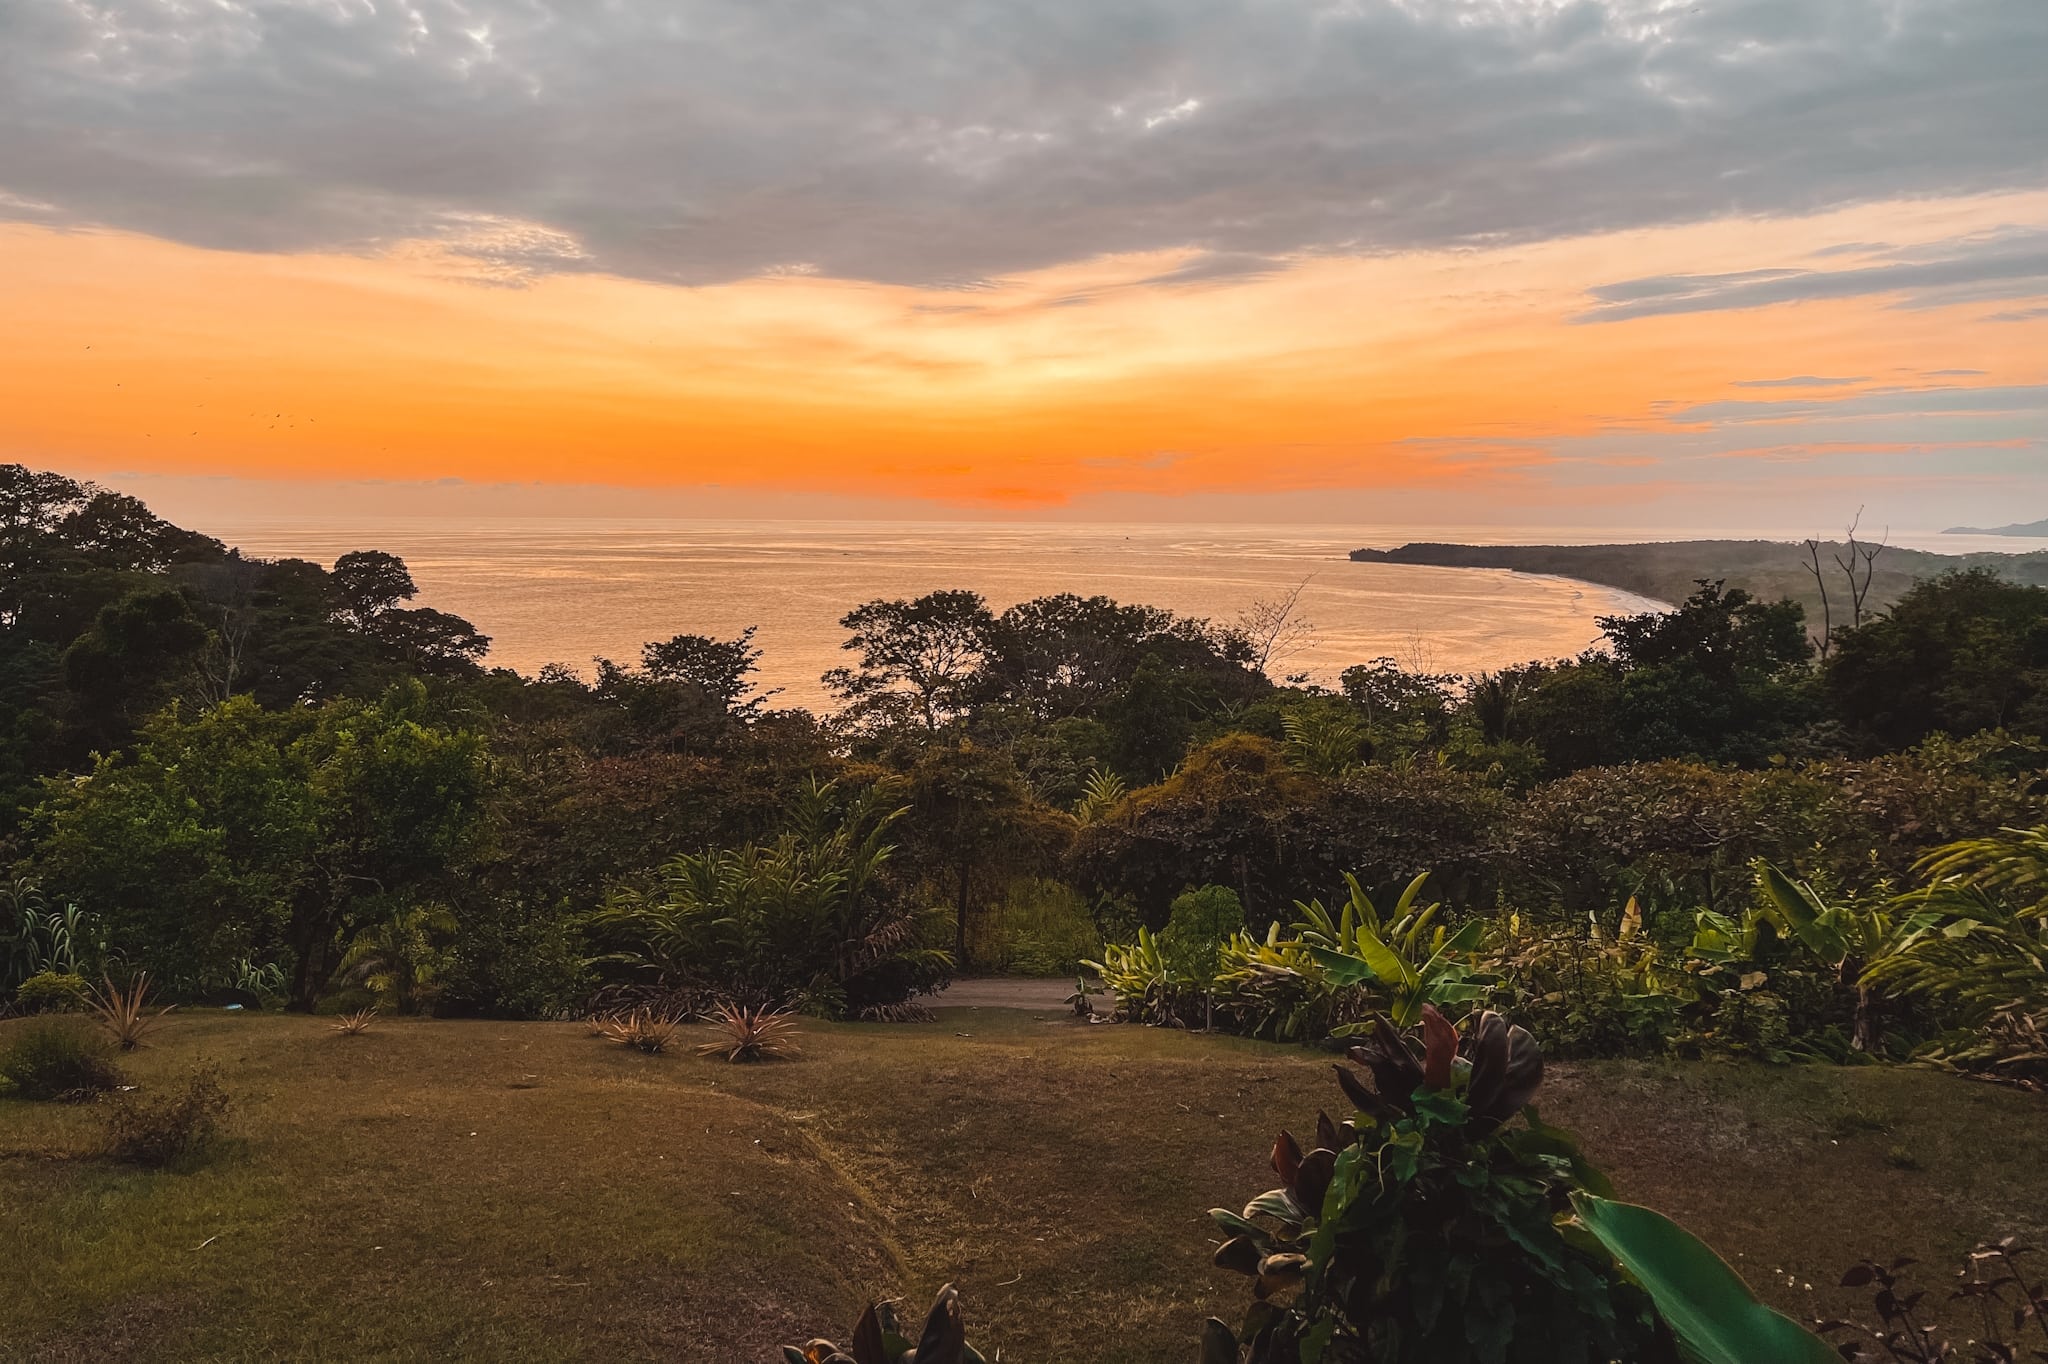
1202,1004,1837,1364
696,1001,801,1062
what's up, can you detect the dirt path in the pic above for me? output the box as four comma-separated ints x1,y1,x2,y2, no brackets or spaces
930,976,1090,1013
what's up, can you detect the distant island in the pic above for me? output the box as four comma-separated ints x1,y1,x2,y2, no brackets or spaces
1945,518,2048,537
1348,538,2048,623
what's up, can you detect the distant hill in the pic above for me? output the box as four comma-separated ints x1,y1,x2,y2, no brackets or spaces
1945,518,2048,537
1347,539,2048,627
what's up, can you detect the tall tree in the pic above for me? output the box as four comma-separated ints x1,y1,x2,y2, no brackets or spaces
825,590,996,733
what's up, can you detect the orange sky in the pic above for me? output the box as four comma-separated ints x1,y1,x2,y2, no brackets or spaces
3,189,2045,522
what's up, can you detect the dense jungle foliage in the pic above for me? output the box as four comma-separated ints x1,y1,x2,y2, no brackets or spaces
3,464,2045,1082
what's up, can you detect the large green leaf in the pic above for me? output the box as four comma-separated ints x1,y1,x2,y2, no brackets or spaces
1570,1194,1836,1364
1309,931,1414,992
1759,863,1848,965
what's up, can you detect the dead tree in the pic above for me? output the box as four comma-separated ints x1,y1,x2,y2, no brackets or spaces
1803,509,1888,657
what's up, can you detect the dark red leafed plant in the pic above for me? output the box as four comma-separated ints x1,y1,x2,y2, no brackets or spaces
1819,1239,2048,1362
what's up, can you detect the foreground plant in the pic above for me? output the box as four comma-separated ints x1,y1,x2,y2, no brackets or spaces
331,1007,378,1036
599,1008,679,1053
90,972,174,1050
1202,1005,1835,1364
697,1001,800,1062
782,1282,985,1364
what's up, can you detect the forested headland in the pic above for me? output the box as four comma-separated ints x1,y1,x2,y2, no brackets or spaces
1350,536,2048,630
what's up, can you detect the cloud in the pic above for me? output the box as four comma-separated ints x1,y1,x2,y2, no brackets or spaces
1,0,2043,286
1576,228,2048,321
1733,375,1867,388
1662,382,2048,426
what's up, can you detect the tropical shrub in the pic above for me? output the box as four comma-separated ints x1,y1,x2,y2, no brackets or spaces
1482,902,1683,1058
963,877,1100,977
1094,872,1491,1042
12,969,90,1014
594,779,952,1019
1159,884,1245,981
1069,736,1507,926
1216,873,1487,1042
438,896,592,1020
27,686,489,1010
3,880,94,993
1201,1006,1836,1364
1291,872,1486,1028
1088,927,1208,1028
101,1067,231,1168
1213,923,1353,1041
334,905,456,1014
0,1017,122,1099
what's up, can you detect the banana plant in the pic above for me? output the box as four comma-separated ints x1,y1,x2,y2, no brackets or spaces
1294,872,1487,1027
1756,862,1922,1051
1570,1194,1838,1364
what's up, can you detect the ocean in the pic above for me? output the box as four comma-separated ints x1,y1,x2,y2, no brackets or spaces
191,518,2015,709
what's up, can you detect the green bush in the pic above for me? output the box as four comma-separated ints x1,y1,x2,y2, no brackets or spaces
1158,884,1243,979
0,1018,123,1100
968,878,1101,977
13,970,91,1014
101,1067,231,1168
441,903,593,1020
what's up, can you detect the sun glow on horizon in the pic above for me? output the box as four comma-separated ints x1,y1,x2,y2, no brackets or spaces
3,188,2044,521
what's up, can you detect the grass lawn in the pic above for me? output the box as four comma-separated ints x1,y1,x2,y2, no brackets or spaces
3,1008,2045,1362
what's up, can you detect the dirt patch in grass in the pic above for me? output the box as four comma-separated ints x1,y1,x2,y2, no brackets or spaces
3,1012,2043,1361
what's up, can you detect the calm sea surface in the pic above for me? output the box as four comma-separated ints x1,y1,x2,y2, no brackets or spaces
194,519,2018,709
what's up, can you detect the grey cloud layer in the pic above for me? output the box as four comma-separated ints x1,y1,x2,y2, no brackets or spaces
2,0,2044,286
1578,230,2048,322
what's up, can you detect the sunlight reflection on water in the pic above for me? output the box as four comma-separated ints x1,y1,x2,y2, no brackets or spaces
198,518,1973,707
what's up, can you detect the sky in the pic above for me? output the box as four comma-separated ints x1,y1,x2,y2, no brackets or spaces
2,0,2045,529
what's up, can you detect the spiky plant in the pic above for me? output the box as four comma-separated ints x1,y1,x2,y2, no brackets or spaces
90,972,173,1050
1072,765,1128,826
783,1283,985,1364
697,1002,800,1062
599,1008,678,1054
332,1007,378,1036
